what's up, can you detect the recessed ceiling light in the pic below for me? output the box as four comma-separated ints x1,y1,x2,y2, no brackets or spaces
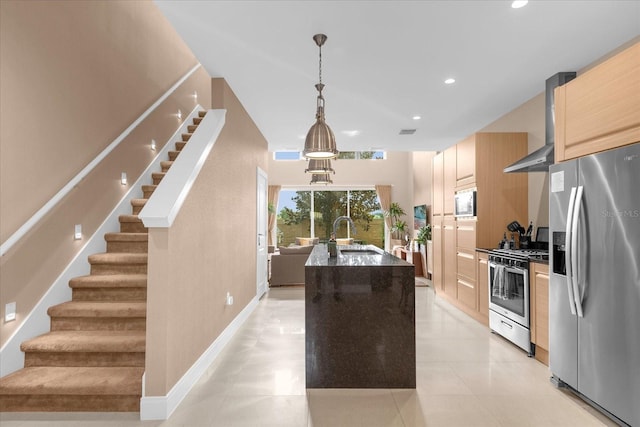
412,115,421,121
511,0,528,8
444,78,456,85
341,130,361,137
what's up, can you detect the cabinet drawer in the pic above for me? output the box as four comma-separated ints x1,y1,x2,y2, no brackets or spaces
457,250,476,281
456,221,476,249
457,277,477,310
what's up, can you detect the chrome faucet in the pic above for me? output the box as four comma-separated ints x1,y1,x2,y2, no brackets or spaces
332,216,357,237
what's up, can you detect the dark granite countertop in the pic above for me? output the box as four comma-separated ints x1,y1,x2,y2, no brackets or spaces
305,244,413,267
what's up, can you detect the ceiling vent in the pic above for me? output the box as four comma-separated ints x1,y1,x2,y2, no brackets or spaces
399,129,416,135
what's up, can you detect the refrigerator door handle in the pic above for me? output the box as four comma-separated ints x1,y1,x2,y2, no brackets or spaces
571,185,584,318
565,186,578,316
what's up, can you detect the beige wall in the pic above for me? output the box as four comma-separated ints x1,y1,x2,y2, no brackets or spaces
0,1,209,346
267,152,414,247
145,78,268,395
412,151,436,231
480,93,548,227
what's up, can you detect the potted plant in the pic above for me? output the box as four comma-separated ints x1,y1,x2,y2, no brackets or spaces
415,224,431,249
385,202,406,239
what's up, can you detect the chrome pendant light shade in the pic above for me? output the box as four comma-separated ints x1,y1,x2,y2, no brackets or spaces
303,34,338,160
310,173,333,185
305,158,335,174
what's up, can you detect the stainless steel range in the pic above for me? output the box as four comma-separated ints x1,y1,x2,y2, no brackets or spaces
488,248,548,356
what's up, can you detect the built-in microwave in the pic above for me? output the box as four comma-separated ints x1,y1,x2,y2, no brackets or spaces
454,189,477,218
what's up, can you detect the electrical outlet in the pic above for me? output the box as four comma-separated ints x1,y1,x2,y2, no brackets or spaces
5,302,16,322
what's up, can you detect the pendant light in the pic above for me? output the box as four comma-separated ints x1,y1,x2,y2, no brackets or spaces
305,158,335,174
310,173,333,185
303,34,338,160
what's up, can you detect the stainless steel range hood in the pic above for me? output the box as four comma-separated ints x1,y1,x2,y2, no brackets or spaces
504,72,576,173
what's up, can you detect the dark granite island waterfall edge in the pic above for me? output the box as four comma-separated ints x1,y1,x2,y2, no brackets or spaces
305,244,416,389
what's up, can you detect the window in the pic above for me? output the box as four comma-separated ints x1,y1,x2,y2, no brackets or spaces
337,151,385,160
273,151,302,160
276,189,384,248
273,151,385,160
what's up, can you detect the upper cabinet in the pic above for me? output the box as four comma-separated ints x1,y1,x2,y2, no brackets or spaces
555,42,640,162
443,146,457,215
456,135,476,188
432,152,444,217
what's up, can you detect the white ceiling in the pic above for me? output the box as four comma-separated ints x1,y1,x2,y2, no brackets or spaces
156,1,639,153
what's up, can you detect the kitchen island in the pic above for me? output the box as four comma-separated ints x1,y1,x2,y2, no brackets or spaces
305,244,416,388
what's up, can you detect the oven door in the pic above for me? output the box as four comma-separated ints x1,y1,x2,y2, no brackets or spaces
488,261,529,327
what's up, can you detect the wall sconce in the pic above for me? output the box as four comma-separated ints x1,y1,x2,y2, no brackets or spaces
74,224,82,240
151,139,156,151
176,109,182,120
192,91,198,100
121,172,128,186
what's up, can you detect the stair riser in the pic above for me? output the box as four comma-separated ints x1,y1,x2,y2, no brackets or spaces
120,222,148,233
175,141,186,151
182,133,191,141
72,288,147,302
193,117,202,125
152,176,163,185
0,394,140,412
168,151,179,161
131,205,144,215
106,241,148,253
24,352,145,368
51,318,146,331
142,189,154,198
90,264,147,275
187,125,198,133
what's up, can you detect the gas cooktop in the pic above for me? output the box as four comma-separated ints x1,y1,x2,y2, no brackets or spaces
489,248,549,261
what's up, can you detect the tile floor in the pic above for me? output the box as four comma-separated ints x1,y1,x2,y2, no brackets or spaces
1,283,618,427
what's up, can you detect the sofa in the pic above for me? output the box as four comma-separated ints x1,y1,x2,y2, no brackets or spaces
269,244,315,287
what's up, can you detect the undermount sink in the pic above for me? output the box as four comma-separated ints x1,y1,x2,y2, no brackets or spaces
339,249,380,255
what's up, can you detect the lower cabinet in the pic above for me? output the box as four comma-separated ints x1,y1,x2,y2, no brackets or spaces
530,262,550,365
477,252,489,321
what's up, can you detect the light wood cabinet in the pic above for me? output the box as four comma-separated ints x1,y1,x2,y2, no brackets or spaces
530,262,550,365
431,218,443,291
443,146,456,215
443,217,457,299
456,220,477,312
431,132,528,325
477,252,489,323
432,153,444,216
456,135,476,188
555,42,640,162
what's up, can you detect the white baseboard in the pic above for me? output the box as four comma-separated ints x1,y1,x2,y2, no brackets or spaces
140,295,259,421
0,107,202,378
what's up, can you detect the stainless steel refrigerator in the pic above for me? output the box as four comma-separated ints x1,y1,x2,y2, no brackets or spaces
549,142,640,426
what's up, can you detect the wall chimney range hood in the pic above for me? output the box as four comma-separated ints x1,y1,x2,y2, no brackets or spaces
504,72,576,173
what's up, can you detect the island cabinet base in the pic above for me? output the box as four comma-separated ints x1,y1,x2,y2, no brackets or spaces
305,246,416,389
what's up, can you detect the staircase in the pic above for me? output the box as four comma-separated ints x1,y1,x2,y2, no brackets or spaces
0,111,206,412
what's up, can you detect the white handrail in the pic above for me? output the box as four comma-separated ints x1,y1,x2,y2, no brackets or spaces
138,109,226,228
0,64,201,257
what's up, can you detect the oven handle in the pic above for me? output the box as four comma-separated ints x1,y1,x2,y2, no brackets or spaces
565,187,578,316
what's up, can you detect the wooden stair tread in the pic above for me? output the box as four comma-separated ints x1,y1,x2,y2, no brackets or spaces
88,253,147,264
69,274,147,289
21,331,145,353
0,367,143,396
130,198,148,207
48,302,146,317
104,232,148,242
118,214,143,223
